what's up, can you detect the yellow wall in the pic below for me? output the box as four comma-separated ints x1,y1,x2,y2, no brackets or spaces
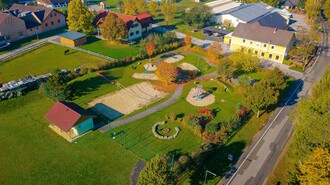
60,37,87,47
228,36,293,63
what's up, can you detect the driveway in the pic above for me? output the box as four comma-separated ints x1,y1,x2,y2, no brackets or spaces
289,13,311,31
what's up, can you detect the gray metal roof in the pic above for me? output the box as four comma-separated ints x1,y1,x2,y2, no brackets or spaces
251,12,288,30
60,31,86,41
222,2,274,22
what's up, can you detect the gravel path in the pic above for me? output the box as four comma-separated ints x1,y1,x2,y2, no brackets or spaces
130,160,146,185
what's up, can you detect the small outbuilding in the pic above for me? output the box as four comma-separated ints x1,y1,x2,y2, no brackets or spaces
45,101,95,142
59,31,87,47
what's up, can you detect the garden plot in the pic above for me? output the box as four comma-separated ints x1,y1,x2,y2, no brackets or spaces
89,82,168,120
164,55,184,63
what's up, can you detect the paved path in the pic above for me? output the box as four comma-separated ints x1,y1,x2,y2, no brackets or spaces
130,160,146,185
0,36,59,61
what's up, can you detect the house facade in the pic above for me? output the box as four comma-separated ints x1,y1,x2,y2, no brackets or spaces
36,0,71,8
95,11,153,41
225,23,295,63
45,101,95,141
0,4,66,42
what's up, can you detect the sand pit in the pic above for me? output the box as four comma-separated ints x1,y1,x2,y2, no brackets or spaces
89,82,168,120
186,88,215,107
180,62,200,71
132,73,158,80
144,63,157,71
164,55,184,63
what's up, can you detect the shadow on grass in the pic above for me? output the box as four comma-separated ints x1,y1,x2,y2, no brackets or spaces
85,36,102,45
71,74,118,98
189,141,246,185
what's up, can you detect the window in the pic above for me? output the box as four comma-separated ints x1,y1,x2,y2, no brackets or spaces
50,14,53,18
263,43,267,48
51,21,54,25
130,32,134,36
269,54,273,59
45,23,48,27
254,50,258,55
57,19,60,23
30,28,33,31
54,12,57,16
5,35,11,40
18,31,23,36
271,45,275,49
243,39,246,43
275,55,280,60
136,30,139,34
250,41,253,45
261,52,265,57
256,42,260,46
134,23,138,27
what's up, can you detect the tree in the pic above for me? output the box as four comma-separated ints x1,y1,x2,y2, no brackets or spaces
245,80,279,117
123,0,147,15
184,34,192,49
148,0,159,18
100,13,128,41
182,4,212,28
161,1,175,26
156,62,180,85
67,0,93,33
218,58,236,80
207,41,222,61
227,52,259,73
41,69,72,101
264,67,287,91
305,0,323,21
324,0,330,21
146,42,156,58
297,148,330,185
238,75,251,87
138,155,175,185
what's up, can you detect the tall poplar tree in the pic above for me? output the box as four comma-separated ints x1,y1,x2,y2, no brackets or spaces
67,0,93,33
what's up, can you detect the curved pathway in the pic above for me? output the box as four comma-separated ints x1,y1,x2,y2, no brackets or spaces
98,52,217,133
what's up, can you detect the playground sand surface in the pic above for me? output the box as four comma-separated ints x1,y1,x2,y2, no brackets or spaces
132,73,158,80
88,82,168,120
180,62,200,71
144,63,157,71
164,55,184,63
186,88,215,107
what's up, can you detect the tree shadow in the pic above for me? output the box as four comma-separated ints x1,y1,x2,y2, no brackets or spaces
188,141,247,185
71,75,118,98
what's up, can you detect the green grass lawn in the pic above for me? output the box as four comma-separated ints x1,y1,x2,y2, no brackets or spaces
0,43,109,83
80,36,141,59
0,27,67,55
0,92,140,185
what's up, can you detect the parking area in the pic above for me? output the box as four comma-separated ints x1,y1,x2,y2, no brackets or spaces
289,13,311,31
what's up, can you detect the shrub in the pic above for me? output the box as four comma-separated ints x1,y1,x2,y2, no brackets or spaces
227,114,241,130
183,116,199,128
193,125,203,137
205,122,220,135
236,106,249,118
238,75,251,87
79,68,88,75
169,113,177,121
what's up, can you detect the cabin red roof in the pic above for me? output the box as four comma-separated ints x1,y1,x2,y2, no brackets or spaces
44,101,94,132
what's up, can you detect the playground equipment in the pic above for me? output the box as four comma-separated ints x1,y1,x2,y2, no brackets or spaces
97,71,115,84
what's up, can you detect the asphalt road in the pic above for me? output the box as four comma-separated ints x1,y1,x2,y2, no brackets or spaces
220,20,330,185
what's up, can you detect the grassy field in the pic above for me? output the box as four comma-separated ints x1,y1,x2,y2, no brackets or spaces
0,43,109,83
0,27,67,55
0,92,140,185
80,36,141,59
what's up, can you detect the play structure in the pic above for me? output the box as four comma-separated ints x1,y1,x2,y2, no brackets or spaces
89,82,168,120
97,71,115,84
186,85,215,107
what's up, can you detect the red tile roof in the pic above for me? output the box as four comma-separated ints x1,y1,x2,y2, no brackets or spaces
45,101,94,132
95,11,153,28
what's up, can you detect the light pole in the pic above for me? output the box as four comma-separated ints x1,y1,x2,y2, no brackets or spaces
204,170,216,185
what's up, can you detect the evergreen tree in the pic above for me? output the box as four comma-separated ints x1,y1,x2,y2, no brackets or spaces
41,69,72,101
67,0,93,33
100,13,127,41
138,155,175,185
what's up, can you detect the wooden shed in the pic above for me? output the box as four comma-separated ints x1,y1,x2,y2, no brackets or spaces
59,31,87,47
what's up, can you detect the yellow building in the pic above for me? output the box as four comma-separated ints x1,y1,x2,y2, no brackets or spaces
224,23,295,63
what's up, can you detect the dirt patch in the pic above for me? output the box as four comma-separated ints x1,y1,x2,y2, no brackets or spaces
144,63,157,71
89,82,168,120
180,62,200,71
164,55,184,63
186,88,215,107
132,73,158,80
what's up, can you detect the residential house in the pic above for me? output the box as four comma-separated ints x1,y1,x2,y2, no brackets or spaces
36,0,70,8
95,11,153,41
0,4,66,42
281,0,300,9
224,23,295,63
45,101,95,142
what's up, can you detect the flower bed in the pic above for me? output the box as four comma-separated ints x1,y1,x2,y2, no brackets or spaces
152,121,180,140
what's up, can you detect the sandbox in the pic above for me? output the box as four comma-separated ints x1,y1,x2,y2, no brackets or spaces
186,88,215,107
180,62,200,71
164,55,184,63
89,82,168,120
132,73,158,80
144,63,157,71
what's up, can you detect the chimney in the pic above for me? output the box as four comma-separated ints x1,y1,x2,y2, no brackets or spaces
273,28,278,33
